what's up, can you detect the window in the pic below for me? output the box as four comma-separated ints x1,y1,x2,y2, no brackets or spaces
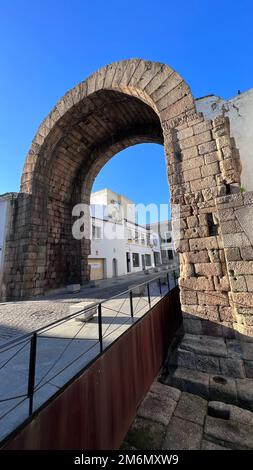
168,250,174,260
127,229,134,241
154,252,160,266
134,230,139,242
163,231,172,243
92,225,102,239
132,253,140,267
141,233,145,245
153,237,158,247
145,254,151,266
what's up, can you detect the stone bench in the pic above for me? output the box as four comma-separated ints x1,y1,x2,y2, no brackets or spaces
70,301,97,322
67,283,81,293
128,284,146,296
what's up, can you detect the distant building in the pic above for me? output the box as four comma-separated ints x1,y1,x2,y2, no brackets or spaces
88,189,178,280
148,220,179,268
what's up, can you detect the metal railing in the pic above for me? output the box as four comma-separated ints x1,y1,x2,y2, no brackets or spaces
0,269,179,443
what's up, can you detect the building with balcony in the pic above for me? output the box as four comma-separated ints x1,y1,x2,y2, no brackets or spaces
88,189,164,280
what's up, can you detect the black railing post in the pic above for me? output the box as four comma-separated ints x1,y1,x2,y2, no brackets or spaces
167,272,170,292
129,290,134,318
158,277,162,298
28,332,37,416
98,303,103,354
173,270,177,286
147,282,151,308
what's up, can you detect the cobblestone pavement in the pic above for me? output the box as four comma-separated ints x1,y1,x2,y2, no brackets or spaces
0,270,174,344
123,381,253,450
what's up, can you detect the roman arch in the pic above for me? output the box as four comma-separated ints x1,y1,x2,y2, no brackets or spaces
2,59,245,338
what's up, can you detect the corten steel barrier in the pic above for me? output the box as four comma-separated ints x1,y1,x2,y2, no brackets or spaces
1,286,181,450
0,271,181,449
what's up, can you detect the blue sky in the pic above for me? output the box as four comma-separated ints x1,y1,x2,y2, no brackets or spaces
0,0,252,220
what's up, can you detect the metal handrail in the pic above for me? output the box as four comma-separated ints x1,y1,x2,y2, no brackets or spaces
0,270,179,351
0,269,179,424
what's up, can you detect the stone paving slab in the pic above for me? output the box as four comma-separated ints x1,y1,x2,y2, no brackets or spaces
204,415,253,450
125,417,166,450
163,416,203,450
137,382,179,426
173,392,207,425
122,380,253,450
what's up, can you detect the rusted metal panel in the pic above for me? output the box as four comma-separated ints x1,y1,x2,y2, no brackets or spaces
2,287,181,450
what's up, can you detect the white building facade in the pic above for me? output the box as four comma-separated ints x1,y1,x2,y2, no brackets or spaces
196,87,253,192
88,189,162,280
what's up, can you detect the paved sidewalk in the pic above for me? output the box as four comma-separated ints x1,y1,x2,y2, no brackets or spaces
0,270,175,344
123,381,253,450
0,275,175,443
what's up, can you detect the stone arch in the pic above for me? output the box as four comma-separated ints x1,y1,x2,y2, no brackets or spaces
3,59,242,339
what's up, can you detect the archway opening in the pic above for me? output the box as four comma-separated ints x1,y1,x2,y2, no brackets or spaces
88,142,173,282
26,88,165,292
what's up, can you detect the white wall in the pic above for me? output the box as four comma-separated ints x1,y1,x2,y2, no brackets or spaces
126,243,155,273
89,219,126,278
196,88,253,191
90,188,135,223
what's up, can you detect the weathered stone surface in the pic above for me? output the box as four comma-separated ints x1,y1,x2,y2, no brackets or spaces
225,247,241,261
137,383,179,426
195,262,222,276
240,247,253,261
180,290,197,304
126,417,166,450
236,378,253,411
209,375,237,405
166,368,209,399
195,354,220,374
182,304,219,321
222,232,251,248
189,236,218,251
246,275,253,292
182,317,203,335
183,250,209,263
179,276,214,291
229,261,253,275
219,357,245,379
181,334,227,357
229,403,253,425
230,275,247,292
163,416,203,450
220,220,241,234
208,400,231,419
234,205,253,245
198,141,217,155
173,392,207,425
204,415,253,449
201,439,230,450
219,306,234,321
173,348,196,369
198,291,229,306
232,292,253,308
244,361,253,378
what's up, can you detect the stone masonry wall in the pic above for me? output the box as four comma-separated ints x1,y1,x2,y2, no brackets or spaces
217,192,253,340
166,115,242,338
